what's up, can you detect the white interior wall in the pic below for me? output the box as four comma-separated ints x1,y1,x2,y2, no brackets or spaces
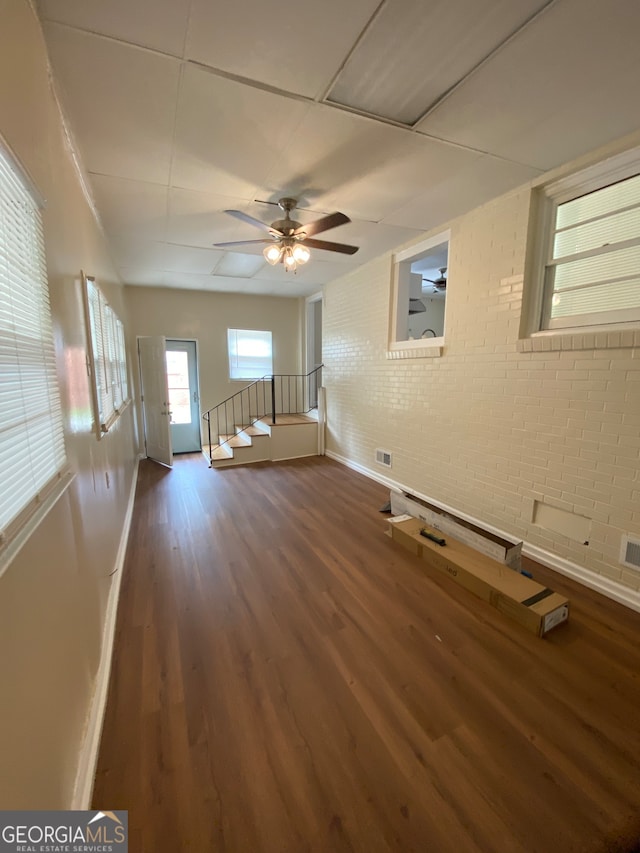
408,297,446,339
323,159,640,601
125,286,303,447
0,0,138,807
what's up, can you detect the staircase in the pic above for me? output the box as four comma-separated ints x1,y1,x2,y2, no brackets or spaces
202,368,323,468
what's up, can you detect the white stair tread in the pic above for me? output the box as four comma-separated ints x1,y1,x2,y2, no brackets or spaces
219,434,252,447
236,424,269,437
208,444,233,460
257,413,316,426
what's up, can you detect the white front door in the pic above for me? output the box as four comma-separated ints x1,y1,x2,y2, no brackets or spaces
166,339,201,453
138,335,173,467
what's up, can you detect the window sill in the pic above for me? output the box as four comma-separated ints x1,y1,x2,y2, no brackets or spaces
518,325,640,353
98,397,132,438
386,339,444,359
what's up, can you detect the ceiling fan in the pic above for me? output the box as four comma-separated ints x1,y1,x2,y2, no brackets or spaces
423,267,448,292
214,197,359,273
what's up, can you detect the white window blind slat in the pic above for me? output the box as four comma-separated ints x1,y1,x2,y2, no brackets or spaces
0,146,68,541
556,172,640,229
554,251,640,291
553,205,640,259
551,278,640,318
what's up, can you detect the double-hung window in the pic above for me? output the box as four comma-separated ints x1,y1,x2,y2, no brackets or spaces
0,143,69,556
84,274,129,435
536,148,640,331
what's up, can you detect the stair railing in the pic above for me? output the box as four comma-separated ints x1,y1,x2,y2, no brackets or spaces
202,365,323,464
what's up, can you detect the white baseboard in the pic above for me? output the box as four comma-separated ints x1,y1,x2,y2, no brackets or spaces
272,451,319,462
326,449,401,493
326,449,640,614
522,542,640,613
71,454,141,809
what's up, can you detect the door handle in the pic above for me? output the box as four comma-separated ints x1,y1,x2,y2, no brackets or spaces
193,391,198,403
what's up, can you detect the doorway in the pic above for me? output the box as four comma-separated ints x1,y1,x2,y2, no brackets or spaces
165,339,201,453
138,335,173,467
306,294,322,372
306,294,323,412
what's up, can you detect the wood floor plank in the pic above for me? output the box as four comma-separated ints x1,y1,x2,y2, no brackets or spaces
93,455,640,852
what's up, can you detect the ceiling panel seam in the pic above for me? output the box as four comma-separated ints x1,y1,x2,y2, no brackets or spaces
413,0,561,128
39,18,185,62
88,171,169,190
182,0,196,59
317,0,390,102
314,100,543,171
41,57,111,246
166,62,186,210
184,58,317,106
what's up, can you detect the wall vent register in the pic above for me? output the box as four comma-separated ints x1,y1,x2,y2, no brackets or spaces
375,449,392,468
620,535,640,571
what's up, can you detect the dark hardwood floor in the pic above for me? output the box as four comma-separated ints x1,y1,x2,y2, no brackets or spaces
93,454,640,852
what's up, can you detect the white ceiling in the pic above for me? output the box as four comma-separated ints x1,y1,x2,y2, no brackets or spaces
36,0,640,298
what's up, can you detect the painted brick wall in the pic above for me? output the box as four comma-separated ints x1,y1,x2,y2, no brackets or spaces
323,187,640,595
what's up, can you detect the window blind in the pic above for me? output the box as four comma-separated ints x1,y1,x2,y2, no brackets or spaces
103,302,119,410
227,328,273,380
0,146,67,542
85,275,129,433
116,317,128,404
545,172,640,328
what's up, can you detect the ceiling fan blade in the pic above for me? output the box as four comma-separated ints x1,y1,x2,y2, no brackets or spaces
303,238,359,255
224,209,282,234
293,211,350,238
214,239,275,247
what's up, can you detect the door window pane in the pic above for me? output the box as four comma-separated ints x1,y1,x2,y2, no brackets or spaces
166,350,191,424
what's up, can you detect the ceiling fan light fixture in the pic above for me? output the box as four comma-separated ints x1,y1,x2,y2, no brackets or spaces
292,244,310,264
263,244,282,265
283,246,298,272
219,198,357,272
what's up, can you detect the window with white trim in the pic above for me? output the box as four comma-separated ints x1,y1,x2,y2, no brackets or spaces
0,144,68,550
83,274,129,435
388,231,450,358
227,328,273,380
535,148,640,331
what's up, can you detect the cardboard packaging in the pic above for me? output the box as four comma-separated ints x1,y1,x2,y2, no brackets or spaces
388,515,568,637
390,491,522,570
